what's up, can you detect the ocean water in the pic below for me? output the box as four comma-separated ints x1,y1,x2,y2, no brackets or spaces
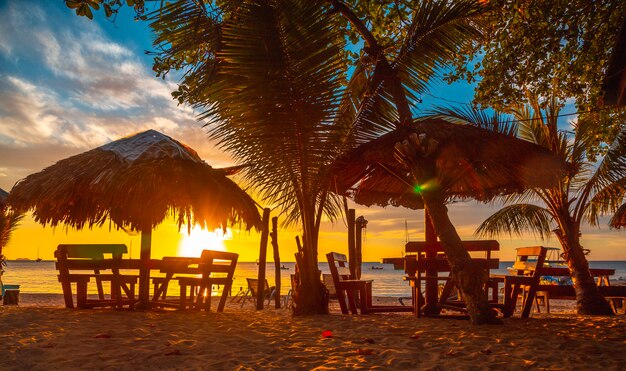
3,260,626,297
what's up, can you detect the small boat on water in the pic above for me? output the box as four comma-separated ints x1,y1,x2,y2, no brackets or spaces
280,265,289,270
371,266,383,270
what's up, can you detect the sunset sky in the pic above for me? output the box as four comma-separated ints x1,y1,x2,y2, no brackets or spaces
1,1,625,262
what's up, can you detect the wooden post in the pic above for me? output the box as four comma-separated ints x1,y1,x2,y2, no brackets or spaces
423,210,440,315
256,208,271,310
137,228,152,310
347,209,356,278
355,216,367,280
271,216,281,309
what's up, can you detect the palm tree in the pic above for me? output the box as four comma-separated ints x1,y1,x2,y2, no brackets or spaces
147,0,484,315
444,99,624,315
0,190,23,272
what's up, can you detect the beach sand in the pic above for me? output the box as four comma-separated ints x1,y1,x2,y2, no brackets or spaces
0,295,624,370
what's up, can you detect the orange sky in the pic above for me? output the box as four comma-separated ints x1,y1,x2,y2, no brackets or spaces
7,202,626,262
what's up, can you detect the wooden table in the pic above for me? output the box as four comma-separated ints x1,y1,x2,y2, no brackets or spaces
150,257,202,309
404,240,500,318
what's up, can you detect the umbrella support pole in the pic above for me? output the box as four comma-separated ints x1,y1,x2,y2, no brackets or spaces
137,229,152,310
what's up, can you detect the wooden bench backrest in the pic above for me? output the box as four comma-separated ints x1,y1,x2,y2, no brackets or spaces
404,240,500,275
199,249,238,280
326,252,352,287
160,256,202,275
55,244,128,272
511,246,548,276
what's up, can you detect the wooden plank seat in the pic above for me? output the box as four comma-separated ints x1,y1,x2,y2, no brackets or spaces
151,250,238,311
326,252,412,315
404,240,501,318
55,244,137,309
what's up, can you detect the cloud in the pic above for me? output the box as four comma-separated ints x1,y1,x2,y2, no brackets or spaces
0,1,232,190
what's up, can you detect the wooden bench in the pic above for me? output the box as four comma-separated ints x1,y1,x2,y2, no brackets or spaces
55,244,137,309
404,240,500,317
501,246,548,318
501,247,624,316
326,252,412,314
152,250,238,311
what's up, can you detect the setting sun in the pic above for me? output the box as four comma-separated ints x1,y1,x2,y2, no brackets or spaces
178,225,232,257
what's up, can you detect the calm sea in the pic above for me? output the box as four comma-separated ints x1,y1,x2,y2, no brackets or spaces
3,260,626,297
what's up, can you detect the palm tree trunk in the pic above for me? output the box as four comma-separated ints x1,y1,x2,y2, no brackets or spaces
558,232,614,315
422,192,502,324
292,204,329,315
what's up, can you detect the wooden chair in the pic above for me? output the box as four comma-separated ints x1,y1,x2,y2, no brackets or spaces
502,246,548,318
326,252,412,315
177,250,238,312
55,244,137,309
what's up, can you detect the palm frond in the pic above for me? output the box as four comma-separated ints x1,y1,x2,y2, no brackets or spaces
177,0,347,226
426,105,517,136
582,123,626,202
0,210,23,251
394,0,482,103
475,204,554,240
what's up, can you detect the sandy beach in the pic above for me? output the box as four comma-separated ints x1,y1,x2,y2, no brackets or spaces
0,295,623,370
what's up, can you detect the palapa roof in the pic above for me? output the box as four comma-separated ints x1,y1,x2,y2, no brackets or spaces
331,118,564,208
9,130,261,232
0,188,8,209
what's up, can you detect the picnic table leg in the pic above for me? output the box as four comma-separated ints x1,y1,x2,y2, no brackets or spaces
217,282,232,312
346,289,359,314
179,282,188,310
204,284,212,311
76,280,88,308
503,281,514,317
60,280,74,308
94,270,105,300
521,285,537,318
359,283,370,314
336,288,349,314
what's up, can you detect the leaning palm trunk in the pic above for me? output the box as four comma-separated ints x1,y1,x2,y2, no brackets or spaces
422,189,501,324
555,229,614,314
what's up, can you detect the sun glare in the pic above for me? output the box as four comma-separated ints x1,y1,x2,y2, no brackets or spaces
178,225,232,257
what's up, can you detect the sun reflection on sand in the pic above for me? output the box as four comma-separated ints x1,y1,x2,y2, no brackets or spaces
178,225,232,257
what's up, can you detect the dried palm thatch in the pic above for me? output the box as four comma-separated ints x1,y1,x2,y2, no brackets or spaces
331,118,564,204
609,202,626,229
9,130,261,232
0,188,7,209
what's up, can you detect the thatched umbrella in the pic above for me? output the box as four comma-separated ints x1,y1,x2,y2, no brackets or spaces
0,188,7,209
331,118,564,324
9,129,261,308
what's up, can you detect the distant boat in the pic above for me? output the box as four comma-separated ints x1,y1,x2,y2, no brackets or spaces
371,266,383,270
36,246,42,262
280,265,289,270
36,258,42,262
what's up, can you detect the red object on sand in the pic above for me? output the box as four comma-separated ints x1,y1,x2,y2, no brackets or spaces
92,334,112,339
321,330,333,338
